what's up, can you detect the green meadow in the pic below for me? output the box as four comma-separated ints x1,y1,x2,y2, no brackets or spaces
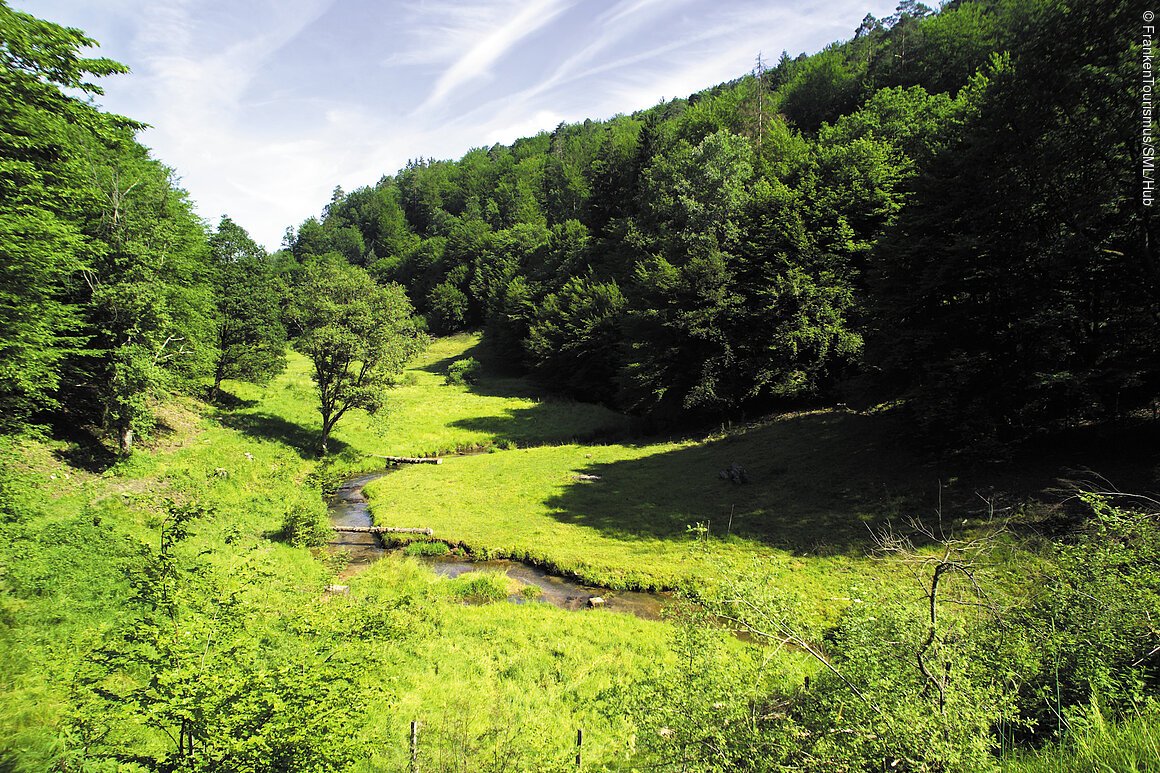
0,333,818,769
4,332,1154,771
218,333,630,464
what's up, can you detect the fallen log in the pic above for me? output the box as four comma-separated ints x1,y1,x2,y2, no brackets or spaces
333,526,434,535
372,454,443,465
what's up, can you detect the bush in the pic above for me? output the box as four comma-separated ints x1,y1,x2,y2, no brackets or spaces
445,357,481,386
280,501,332,547
618,494,1160,771
1012,493,1160,734
427,281,469,335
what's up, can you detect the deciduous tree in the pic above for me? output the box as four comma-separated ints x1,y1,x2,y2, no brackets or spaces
288,256,425,454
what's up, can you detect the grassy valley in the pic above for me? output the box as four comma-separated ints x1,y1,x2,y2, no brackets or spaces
1,0,1157,769
5,331,1156,770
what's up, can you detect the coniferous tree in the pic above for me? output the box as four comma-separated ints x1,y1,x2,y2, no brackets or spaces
207,216,287,400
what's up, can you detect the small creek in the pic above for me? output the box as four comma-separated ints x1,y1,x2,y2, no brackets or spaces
327,470,668,621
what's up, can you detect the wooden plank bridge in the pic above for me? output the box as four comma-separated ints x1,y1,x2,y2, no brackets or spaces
332,526,434,535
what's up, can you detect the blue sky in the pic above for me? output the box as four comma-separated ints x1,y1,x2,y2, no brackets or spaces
22,0,900,249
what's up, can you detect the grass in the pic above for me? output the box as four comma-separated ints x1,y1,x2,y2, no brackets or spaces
349,335,941,618
218,333,631,465
365,441,887,604
1003,703,1160,773
0,333,783,770
5,331,1133,770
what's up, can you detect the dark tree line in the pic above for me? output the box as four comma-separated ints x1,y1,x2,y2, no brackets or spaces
288,0,1155,452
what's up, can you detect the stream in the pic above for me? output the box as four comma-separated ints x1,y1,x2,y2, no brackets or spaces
327,470,668,620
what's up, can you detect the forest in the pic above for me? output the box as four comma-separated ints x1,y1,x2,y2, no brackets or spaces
1,0,1158,770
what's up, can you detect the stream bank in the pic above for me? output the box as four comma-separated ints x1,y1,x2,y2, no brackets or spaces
327,470,667,620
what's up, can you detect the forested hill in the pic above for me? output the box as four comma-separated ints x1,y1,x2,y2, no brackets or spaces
288,0,1155,454
0,0,1151,461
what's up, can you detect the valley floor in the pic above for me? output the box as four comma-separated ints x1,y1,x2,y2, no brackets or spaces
1,333,1156,771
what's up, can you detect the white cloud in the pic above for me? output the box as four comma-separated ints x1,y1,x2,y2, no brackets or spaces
15,0,903,249
418,0,574,113
596,0,689,28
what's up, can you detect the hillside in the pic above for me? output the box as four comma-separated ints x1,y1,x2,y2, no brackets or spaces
1,0,1158,770
1,332,1156,770
288,0,1154,457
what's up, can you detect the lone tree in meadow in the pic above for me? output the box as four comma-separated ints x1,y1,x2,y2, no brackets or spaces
288,255,425,454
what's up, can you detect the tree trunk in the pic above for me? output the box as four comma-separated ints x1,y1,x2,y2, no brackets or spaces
319,415,333,456
118,426,134,456
210,352,227,402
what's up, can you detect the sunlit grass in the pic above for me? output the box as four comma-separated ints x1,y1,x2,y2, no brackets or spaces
218,333,630,466
0,332,977,768
1003,703,1160,773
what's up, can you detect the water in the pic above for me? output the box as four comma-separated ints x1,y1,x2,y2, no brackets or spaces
328,473,391,572
327,469,667,620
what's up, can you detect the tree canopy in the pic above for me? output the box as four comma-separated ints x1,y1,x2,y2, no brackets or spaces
285,0,1153,453
287,256,426,454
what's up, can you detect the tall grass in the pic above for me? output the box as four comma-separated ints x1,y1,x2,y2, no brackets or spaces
1004,703,1160,773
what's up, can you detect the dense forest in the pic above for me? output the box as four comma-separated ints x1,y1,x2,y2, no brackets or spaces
282,0,1156,453
2,0,1159,771
1,0,1153,455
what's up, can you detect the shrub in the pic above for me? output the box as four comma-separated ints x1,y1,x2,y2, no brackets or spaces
1012,493,1160,734
280,501,331,548
445,357,481,386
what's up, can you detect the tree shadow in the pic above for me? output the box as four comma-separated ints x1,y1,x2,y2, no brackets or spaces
447,401,637,448
980,417,1160,535
541,409,1160,556
50,421,118,473
421,334,578,401
203,385,259,409
419,338,487,377
215,411,347,458
541,410,948,555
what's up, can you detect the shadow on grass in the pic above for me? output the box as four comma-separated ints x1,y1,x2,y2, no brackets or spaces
420,334,569,401
50,422,118,473
418,338,487,378
542,410,1160,556
204,385,259,409
448,401,636,448
542,410,939,555
215,411,347,459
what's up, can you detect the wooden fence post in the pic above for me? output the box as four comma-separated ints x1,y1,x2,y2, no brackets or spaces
410,720,419,773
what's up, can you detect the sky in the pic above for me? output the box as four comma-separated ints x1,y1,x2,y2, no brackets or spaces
21,0,901,250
